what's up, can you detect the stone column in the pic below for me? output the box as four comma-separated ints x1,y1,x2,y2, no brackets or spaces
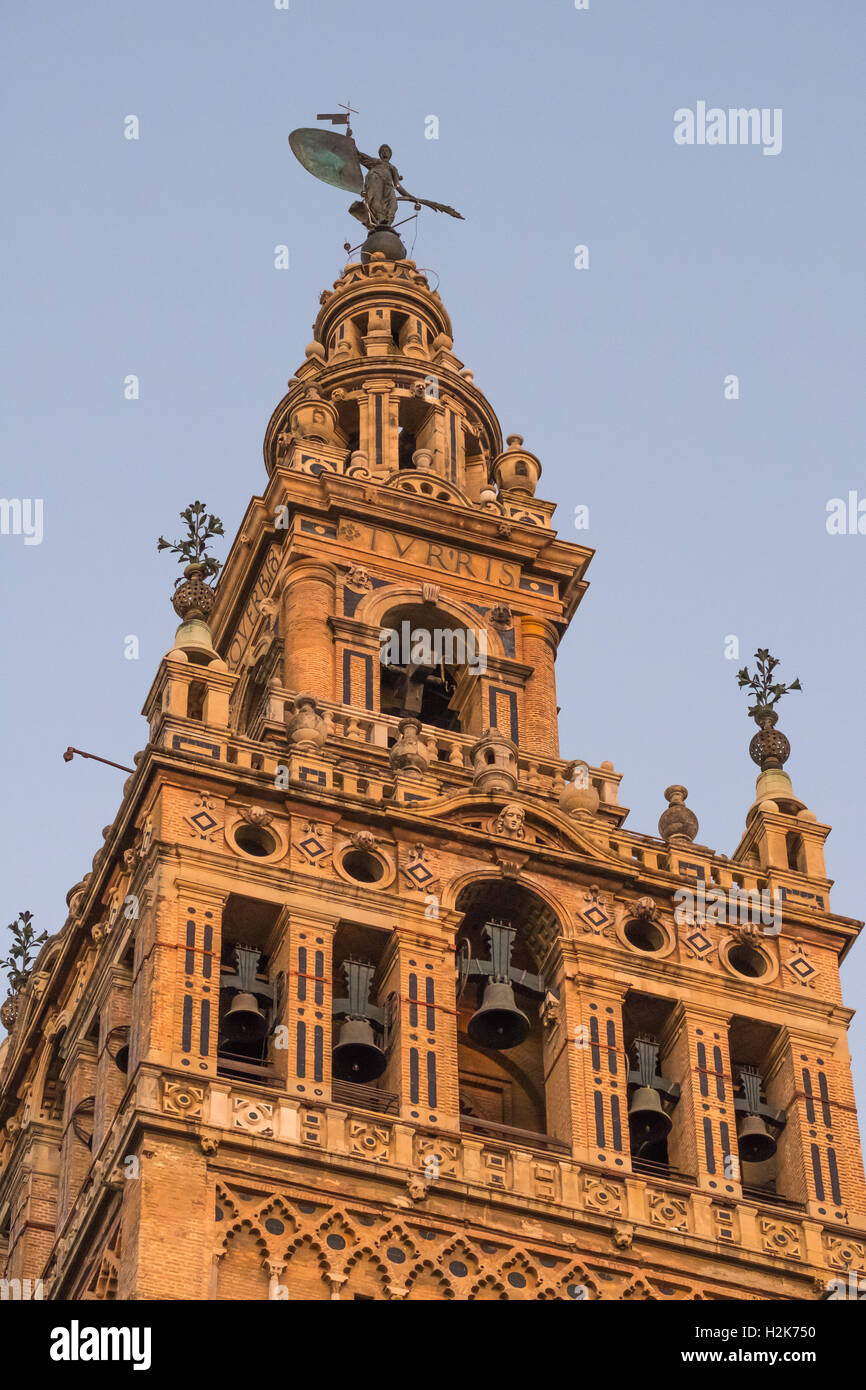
566,970,630,1171
133,867,226,1080
1,1130,60,1286
281,560,337,700
283,913,336,1104
765,1026,866,1226
120,1136,213,1300
57,1040,99,1230
519,617,560,758
93,967,133,1155
377,927,460,1132
661,1004,740,1199
359,378,398,473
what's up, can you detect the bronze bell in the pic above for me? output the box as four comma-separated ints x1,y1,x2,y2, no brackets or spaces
332,1016,387,1083
467,979,530,1051
628,1086,673,1146
222,991,268,1045
738,1113,777,1164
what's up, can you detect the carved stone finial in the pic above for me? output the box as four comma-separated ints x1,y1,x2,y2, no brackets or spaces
737,649,801,770
748,711,791,772
492,437,542,495
389,717,430,778
658,785,699,843
470,729,518,793
288,395,342,446
0,994,20,1032
286,693,327,750
560,761,600,818
158,501,223,617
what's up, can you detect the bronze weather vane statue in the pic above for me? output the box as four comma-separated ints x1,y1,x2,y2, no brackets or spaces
289,103,463,261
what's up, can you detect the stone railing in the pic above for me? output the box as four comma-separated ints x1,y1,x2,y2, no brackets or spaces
147,1069,849,1282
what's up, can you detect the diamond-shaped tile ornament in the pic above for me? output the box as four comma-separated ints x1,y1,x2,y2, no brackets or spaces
299,836,326,859
579,886,613,936
783,943,818,989
293,821,332,867
407,861,433,886
685,929,713,958
184,793,221,842
401,844,439,893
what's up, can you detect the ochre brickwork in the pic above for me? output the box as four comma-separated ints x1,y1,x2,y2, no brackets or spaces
0,252,864,1303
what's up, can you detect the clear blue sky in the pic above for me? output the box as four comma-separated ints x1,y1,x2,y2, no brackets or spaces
2,1,864,1108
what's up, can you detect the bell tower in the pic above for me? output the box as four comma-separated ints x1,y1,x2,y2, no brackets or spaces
1,250,865,1304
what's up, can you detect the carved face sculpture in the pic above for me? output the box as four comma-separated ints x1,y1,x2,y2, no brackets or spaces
495,803,526,837
347,566,372,591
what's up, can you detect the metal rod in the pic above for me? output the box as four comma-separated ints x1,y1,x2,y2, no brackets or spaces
62,747,135,774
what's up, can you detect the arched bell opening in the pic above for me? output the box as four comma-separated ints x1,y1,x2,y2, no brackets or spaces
729,1017,786,1197
187,679,207,722
216,896,282,1082
38,1030,67,1125
454,881,560,1147
622,994,680,1174
785,831,806,873
331,922,395,1111
396,395,437,471
379,601,483,734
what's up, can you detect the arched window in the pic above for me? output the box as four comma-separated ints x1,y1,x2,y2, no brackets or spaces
785,832,805,873
378,602,485,734
454,882,561,1147
187,680,206,722
622,994,679,1173
40,1034,66,1124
